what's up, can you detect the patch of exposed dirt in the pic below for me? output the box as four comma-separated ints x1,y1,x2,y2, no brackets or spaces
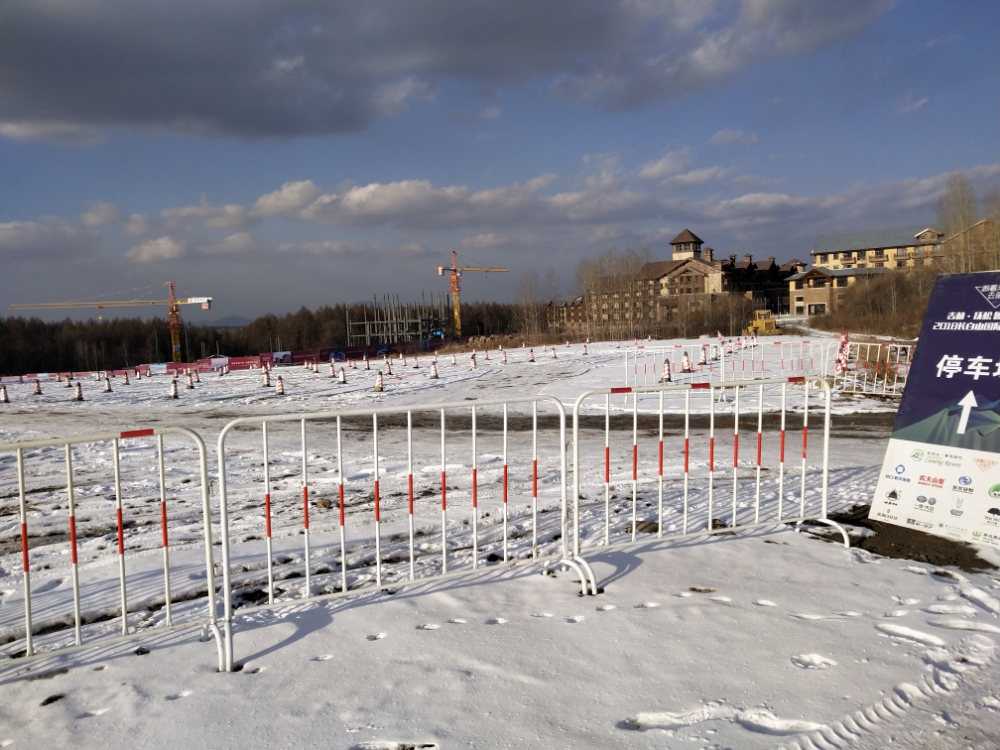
827,504,997,574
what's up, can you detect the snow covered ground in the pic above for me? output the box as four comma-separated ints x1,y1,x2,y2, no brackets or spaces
2,335,999,749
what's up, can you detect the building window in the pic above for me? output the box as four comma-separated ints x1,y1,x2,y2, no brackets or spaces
896,260,906,267
795,280,803,289
836,277,848,287
808,303,827,315
795,295,804,302
875,262,884,268
795,306,805,315
819,254,828,263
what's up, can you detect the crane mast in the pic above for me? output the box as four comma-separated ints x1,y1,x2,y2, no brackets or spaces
436,251,507,338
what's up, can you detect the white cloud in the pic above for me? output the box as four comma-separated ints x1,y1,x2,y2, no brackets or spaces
251,180,321,218
637,149,691,180
0,121,104,146
123,214,157,236
125,236,187,262
894,95,929,115
660,166,728,190
80,200,123,227
201,232,257,256
709,129,759,146
161,199,253,230
373,77,434,116
0,218,101,260
461,233,510,250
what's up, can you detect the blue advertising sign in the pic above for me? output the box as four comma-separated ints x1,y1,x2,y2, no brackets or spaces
869,272,1000,547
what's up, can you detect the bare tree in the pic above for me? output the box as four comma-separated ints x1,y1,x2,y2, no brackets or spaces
937,171,981,273
985,189,1000,270
516,272,544,338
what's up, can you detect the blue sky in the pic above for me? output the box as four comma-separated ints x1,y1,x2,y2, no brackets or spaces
2,0,998,323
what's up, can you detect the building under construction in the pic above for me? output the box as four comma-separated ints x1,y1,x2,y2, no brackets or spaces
346,293,452,347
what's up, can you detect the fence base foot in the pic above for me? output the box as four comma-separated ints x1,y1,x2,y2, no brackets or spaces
541,557,600,596
794,519,851,549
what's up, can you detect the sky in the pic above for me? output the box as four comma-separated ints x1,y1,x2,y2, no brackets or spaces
1,0,998,323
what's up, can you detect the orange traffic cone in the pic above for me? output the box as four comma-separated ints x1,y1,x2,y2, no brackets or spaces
73,382,84,401
374,372,384,392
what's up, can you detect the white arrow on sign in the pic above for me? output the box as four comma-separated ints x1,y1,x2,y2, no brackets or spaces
957,391,977,435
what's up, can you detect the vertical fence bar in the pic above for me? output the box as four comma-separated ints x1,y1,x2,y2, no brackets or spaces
407,411,415,581
150,436,173,630
657,390,664,539
631,392,638,543
261,424,274,605
502,403,509,563
778,383,786,522
800,381,809,518
683,389,690,534
708,388,715,531
821,380,832,519
731,387,740,528
300,419,311,596
373,414,382,587
65,445,82,646
113,438,128,636
337,416,347,593
532,401,538,558
754,383,763,524
440,409,447,574
17,448,34,656
604,394,610,546
471,406,478,569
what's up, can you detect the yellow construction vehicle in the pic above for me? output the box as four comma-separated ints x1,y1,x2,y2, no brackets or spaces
746,309,779,336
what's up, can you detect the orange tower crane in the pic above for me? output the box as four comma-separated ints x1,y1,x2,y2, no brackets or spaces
9,281,212,363
437,251,507,338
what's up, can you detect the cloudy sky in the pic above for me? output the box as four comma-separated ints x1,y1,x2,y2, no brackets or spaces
2,0,998,322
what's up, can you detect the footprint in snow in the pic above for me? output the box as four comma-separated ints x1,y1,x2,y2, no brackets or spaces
735,708,825,735
447,619,467,624
596,604,616,611
531,613,553,618
485,617,507,625
79,708,110,717
927,619,1000,634
754,599,776,607
710,596,732,605
893,596,920,605
924,604,977,615
875,623,945,646
565,615,585,623
416,624,440,631
883,609,910,618
313,654,335,661
634,602,659,609
791,654,837,670
366,633,388,641
165,691,192,701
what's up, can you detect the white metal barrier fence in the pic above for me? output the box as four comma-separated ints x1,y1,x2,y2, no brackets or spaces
835,342,914,397
0,428,224,671
570,376,847,560
214,396,594,672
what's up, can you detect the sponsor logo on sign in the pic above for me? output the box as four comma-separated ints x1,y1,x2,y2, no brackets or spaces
989,484,1000,499
910,449,925,461
885,489,900,505
975,284,1000,309
974,458,999,472
950,497,964,517
876,512,898,521
895,464,906,474
953,484,974,495
988,508,1000,515
936,522,965,538
918,475,945,488
906,518,933,529
958,476,973,486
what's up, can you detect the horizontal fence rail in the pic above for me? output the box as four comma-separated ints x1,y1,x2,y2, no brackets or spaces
571,376,846,562
0,428,223,673
215,395,592,672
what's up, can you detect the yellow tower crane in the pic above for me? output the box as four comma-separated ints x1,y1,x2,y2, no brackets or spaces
437,251,507,338
9,281,212,363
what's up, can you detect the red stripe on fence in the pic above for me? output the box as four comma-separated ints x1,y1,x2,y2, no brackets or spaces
611,387,632,394
441,471,447,510
532,461,537,498
658,440,663,476
684,437,689,474
21,522,29,572
408,474,414,515
503,464,508,504
733,433,739,468
472,468,478,508
756,432,762,466
265,493,272,537
303,486,310,530
116,507,125,554
374,480,381,522
161,501,169,547
632,444,637,481
802,425,808,459
605,447,610,483
691,382,711,389
120,429,154,439
69,516,78,565
787,376,805,383
709,437,715,472
780,430,786,463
